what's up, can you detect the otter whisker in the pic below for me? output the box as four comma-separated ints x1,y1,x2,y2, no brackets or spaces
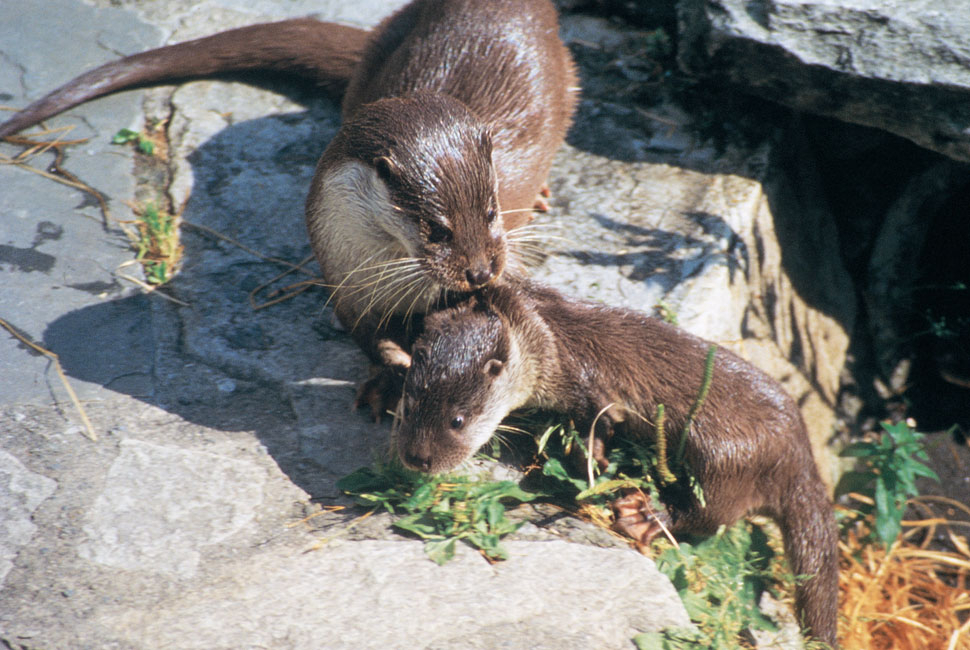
331,254,422,297
400,274,436,325
358,268,428,325
358,263,428,322
335,257,423,313
500,207,541,216
507,221,569,236
372,273,430,332
380,273,430,321
508,240,549,258
495,423,531,436
341,259,424,299
319,251,384,313
508,231,575,246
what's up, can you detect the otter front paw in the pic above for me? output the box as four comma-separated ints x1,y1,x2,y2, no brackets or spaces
354,365,406,422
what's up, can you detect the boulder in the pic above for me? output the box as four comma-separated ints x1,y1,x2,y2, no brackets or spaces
678,0,970,164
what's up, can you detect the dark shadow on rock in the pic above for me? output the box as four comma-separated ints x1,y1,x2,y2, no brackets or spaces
558,211,748,294
42,88,387,501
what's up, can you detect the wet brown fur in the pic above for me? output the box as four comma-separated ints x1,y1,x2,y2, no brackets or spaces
399,276,839,647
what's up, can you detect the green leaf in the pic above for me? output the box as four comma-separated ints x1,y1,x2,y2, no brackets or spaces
873,479,901,546
911,462,940,482
424,537,457,565
336,466,393,494
541,457,587,491
535,423,559,456
137,138,155,155
403,482,437,510
485,499,505,527
575,477,647,501
632,631,665,650
394,513,440,539
111,128,138,144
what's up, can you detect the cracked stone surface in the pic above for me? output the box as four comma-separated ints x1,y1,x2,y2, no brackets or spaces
0,1,848,648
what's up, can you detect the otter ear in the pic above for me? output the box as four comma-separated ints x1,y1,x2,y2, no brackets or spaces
373,156,398,182
483,358,504,378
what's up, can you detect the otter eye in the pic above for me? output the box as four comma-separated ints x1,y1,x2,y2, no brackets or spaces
486,207,497,224
450,415,465,430
427,221,452,244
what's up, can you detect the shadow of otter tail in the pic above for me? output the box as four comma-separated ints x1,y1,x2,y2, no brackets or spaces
0,18,369,138
779,473,840,648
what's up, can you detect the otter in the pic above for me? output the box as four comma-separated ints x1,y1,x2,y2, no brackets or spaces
397,277,839,647
0,0,579,410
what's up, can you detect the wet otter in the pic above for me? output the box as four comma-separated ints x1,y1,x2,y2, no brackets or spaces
398,277,839,647
0,0,579,408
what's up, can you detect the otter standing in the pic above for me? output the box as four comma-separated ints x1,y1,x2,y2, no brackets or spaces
398,277,839,647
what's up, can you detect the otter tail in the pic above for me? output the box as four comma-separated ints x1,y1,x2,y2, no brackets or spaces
778,473,840,648
0,18,369,138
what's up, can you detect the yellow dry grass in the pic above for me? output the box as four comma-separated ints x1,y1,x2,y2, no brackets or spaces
839,495,970,650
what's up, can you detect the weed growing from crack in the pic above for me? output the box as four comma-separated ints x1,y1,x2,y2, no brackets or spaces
128,201,182,285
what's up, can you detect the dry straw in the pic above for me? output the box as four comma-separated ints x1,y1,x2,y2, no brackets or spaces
839,494,970,649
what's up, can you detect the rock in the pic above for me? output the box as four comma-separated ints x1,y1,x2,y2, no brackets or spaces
866,161,966,378
677,0,970,163
99,540,692,650
77,439,266,578
0,450,57,584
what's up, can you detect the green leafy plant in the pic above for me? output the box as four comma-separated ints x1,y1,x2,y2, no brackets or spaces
337,461,535,564
635,521,783,649
836,420,940,547
112,127,155,155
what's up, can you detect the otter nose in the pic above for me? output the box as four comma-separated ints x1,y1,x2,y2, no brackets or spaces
466,267,492,287
466,258,497,288
403,450,432,473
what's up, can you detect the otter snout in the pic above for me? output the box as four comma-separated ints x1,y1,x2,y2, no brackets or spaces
402,449,433,473
465,253,503,289
465,261,493,288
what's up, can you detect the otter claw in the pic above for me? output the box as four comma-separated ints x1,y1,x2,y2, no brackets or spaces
611,492,670,546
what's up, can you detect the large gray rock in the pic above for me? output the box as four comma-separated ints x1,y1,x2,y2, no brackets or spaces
678,0,970,163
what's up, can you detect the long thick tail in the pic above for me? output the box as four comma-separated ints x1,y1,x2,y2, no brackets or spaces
0,18,369,138
779,476,840,648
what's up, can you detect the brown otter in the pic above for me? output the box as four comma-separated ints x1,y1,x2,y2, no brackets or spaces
398,276,839,647
0,0,579,409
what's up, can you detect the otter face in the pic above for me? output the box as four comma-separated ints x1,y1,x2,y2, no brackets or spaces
373,106,507,295
397,305,513,474
351,93,510,291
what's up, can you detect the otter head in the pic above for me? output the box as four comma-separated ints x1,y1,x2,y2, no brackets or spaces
397,301,515,473
331,92,507,295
